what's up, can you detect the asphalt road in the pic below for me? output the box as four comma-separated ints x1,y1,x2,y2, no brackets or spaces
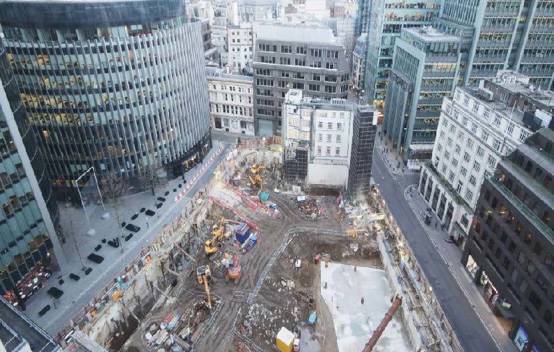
372,150,500,352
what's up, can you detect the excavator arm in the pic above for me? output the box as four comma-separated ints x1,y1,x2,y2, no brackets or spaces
362,295,403,352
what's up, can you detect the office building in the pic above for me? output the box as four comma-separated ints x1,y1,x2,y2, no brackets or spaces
365,0,440,106
239,0,279,22
326,15,356,59
227,23,254,74
384,26,462,169
253,23,350,135
0,42,65,301
419,71,553,246
437,0,554,90
282,90,375,197
0,296,61,352
211,0,239,65
354,0,371,36
0,0,211,194
351,33,367,93
461,127,553,352
207,67,254,136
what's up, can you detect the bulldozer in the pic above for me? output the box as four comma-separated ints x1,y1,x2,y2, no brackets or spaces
204,218,241,256
196,265,212,309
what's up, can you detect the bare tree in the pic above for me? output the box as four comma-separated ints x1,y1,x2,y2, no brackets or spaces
99,170,127,201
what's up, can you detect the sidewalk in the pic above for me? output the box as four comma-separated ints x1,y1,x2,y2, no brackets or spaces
23,141,229,335
403,184,518,352
374,127,416,178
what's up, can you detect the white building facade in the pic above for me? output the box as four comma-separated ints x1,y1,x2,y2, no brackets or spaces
419,74,552,246
207,68,255,136
227,23,253,73
282,90,354,189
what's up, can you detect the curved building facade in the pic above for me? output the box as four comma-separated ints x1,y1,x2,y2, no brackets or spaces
0,0,211,191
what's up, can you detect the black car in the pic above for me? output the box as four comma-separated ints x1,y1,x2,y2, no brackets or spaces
157,197,166,202
156,202,163,209
125,223,141,232
145,209,155,216
88,253,104,264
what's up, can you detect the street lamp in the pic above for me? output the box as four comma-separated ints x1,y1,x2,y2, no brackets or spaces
74,166,106,236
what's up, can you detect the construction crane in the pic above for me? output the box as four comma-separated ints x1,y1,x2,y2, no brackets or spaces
362,294,403,352
204,218,241,255
196,265,212,309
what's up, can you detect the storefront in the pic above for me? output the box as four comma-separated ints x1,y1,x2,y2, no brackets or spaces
512,324,542,352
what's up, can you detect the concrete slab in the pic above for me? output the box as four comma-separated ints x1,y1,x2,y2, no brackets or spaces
320,262,411,352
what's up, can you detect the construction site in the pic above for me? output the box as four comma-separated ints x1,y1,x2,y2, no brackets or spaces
63,139,464,352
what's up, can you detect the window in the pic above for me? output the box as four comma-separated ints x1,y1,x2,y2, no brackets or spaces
337,122,342,130
327,134,332,142
473,161,481,172
507,123,514,136
463,152,470,162
469,175,476,186
465,189,473,201
449,171,455,182
318,121,323,128
326,146,331,155
481,131,489,142
454,144,461,154
460,167,467,176
336,134,341,143
519,130,530,142
327,122,332,129
477,146,484,157
318,134,322,142
317,146,321,155
335,147,340,155
493,139,501,151
493,116,501,126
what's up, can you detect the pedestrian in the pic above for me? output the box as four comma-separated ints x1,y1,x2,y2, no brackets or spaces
361,297,364,305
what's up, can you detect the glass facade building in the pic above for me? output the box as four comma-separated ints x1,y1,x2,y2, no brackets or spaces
0,0,211,194
383,26,461,169
0,41,64,300
365,0,441,107
437,0,554,90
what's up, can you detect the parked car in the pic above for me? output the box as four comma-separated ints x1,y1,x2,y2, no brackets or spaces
125,223,140,232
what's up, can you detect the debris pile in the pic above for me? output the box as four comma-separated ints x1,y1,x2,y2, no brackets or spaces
296,197,325,220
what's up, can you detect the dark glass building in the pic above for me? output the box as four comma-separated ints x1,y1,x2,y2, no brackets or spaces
462,127,554,352
0,0,211,195
1,40,64,303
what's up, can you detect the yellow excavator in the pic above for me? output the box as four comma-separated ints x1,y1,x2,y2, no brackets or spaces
196,265,212,309
204,218,241,256
248,164,264,190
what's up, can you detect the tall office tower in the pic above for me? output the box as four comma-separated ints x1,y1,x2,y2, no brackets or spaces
365,0,441,107
0,296,61,351
351,33,368,93
0,0,211,195
461,127,553,352
384,26,462,169
0,42,65,302
437,0,554,90
419,71,552,246
354,0,371,36
281,90,375,196
252,24,350,135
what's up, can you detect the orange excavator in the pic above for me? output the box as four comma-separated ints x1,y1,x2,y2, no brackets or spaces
362,294,403,352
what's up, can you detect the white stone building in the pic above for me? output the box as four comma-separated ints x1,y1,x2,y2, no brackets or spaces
282,89,376,194
418,71,553,246
207,67,255,136
227,23,253,73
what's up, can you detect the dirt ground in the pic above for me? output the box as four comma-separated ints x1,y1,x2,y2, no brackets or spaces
119,162,382,352
233,234,381,352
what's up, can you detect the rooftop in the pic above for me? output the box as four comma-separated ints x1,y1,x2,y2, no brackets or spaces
488,70,554,109
254,23,337,45
0,297,60,352
205,67,253,83
403,26,460,43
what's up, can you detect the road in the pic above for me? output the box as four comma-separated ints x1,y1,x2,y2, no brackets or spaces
372,147,501,352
